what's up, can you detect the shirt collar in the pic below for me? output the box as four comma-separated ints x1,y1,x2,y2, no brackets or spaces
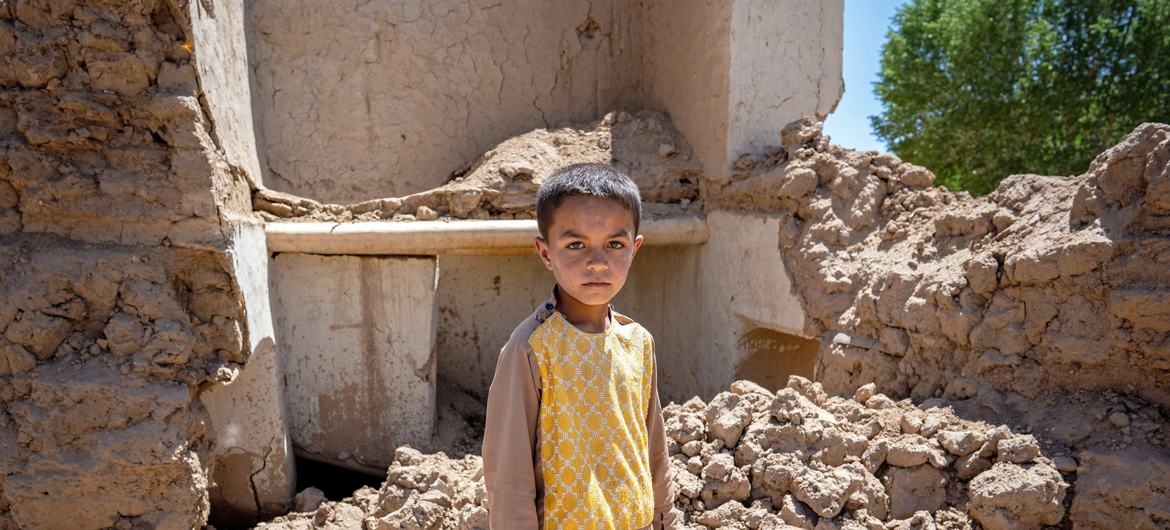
534,284,616,326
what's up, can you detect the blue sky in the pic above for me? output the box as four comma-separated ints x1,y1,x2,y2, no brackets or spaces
822,0,910,152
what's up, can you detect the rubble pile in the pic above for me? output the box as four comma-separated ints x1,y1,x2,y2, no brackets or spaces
252,110,704,222
702,121,1170,528
254,447,488,530
661,377,1068,530
252,377,1074,530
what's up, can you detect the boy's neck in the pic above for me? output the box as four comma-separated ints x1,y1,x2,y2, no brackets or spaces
554,285,610,334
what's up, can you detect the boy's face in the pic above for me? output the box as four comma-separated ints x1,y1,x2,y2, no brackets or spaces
534,195,644,307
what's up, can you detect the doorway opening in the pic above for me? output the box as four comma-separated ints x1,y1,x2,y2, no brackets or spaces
734,327,820,392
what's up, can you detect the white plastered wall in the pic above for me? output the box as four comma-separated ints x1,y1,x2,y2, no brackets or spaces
269,254,438,473
190,0,264,188
190,0,295,521
698,211,808,397
200,223,295,521
641,0,732,180
728,0,844,161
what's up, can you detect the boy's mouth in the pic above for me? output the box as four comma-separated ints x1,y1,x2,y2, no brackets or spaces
582,281,611,288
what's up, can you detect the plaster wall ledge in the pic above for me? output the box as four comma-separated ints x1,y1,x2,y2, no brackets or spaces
265,216,710,255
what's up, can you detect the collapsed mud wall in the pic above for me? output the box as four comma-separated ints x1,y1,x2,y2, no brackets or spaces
1,245,243,529
0,1,271,527
707,119,1170,527
709,119,1170,406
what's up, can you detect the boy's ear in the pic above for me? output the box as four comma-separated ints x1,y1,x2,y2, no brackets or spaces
533,236,554,270
632,234,645,255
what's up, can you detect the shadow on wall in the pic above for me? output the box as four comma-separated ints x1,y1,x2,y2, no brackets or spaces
734,326,819,393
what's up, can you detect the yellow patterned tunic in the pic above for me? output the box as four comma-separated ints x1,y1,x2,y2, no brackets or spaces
528,310,656,529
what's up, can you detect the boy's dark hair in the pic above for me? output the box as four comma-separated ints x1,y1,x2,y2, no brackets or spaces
536,163,642,239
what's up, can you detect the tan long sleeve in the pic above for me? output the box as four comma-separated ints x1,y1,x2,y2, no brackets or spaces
646,346,679,530
482,336,542,529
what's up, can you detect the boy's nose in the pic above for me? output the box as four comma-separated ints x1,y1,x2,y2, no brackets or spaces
586,251,608,270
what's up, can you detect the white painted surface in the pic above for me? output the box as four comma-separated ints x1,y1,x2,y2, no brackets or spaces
729,0,844,163
699,210,808,396
435,255,553,398
190,0,264,187
270,254,438,472
616,245,706,404
200,226,294,519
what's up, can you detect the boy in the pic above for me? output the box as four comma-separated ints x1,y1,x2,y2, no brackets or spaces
482,163,677,529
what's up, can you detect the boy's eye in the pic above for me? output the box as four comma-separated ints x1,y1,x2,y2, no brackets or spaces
607,241,625,249
566,241,584,250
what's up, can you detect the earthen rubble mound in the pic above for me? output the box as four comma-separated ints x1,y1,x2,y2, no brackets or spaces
254,447,487,530
252,377,1078,530
703,119,1170,528
663,377,1067,530
710,119,1170,409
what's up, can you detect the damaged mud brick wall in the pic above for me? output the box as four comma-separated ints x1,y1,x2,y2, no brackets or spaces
1,2,250,245
711,119,1170,406
1,246,243,528
0,1,269,528
708,119,1170,528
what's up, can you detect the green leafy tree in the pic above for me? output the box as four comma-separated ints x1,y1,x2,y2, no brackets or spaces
872,0,1170,195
